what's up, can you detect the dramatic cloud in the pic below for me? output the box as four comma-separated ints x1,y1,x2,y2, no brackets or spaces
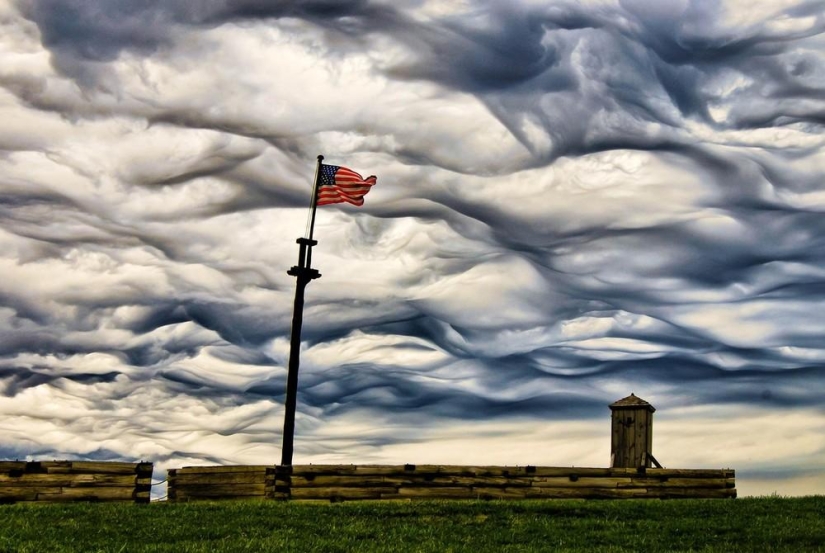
1,0,823,497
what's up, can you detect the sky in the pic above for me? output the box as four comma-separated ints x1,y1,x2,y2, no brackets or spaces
1,0,824,499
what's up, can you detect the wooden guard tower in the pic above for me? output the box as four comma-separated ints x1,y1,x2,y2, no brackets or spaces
610,394,660,469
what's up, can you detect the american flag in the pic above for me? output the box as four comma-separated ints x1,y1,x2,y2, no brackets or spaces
316,164,377,206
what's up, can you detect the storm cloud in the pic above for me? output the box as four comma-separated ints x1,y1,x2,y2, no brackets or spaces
1,0,824,497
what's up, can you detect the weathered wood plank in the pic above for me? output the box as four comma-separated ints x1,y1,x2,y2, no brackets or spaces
400,465,537,477
290,475,392,487
288,465,542,477
643,487,737,499
524,487,650,499
289,465,404,476
169,472,267,485
472,487,533,500
170,494,266,502
32,487,139,500
288,474,535,488
170,484,266,497
0,487,63,500
532,467,635,477
531,477,634,489
626,478,735,489
397,486,475,499
174,465,270,474
290,487,393,500
644,469,734,479
0,474,139,487
53,462,141,474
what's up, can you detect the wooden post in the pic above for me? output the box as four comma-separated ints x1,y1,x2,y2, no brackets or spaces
609,394,655,469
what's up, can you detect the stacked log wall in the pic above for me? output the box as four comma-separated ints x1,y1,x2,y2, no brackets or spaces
168,464,735,502
168,466,269,501
0,461,153,504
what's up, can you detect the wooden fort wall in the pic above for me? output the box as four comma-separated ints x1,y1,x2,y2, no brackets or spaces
168,464,735,502
0,461,153,504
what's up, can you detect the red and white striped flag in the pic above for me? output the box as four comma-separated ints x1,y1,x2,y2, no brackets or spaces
317,164,377,206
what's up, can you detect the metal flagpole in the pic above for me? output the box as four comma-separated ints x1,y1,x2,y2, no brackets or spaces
281,155,324,467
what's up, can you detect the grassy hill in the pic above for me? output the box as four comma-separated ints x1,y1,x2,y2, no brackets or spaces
1,496,823,552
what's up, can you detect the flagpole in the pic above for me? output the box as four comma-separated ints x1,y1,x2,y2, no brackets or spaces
307,155,323,241
281,155,324,467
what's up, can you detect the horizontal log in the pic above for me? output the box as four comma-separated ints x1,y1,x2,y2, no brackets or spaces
0,474,140,487
51,487,139,500
0,487,62,499
523,487,650,499
169,472,266,485
0,462,28,472
397,487,476,499
284,465,644,479
532,468,639,477
30,491,149,503
626,478,736,489
287,465,539,477
643,487,737,499
288,474,535,488
290,487,393,500
39,462,147,475
290,475,393,488
173,466,270,475
169,484,266,497
472,487,533,500
394,465,536,477
288,465,406,476
644,469,735,479
531,476,635,489
172,465,733,478
170,493,267,502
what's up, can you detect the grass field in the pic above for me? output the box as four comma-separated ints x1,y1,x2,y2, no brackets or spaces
1,497,823,552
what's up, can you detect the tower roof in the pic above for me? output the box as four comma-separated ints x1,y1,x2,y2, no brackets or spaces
609,393,655,412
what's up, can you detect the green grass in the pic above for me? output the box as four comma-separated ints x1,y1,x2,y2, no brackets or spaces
1,497,823,552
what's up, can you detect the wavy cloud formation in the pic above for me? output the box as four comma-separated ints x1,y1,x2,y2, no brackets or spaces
1,0,824,496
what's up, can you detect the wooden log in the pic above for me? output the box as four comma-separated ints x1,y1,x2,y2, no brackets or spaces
472,487,533,500
169,483,266,498
644,469,734,479
34,492,148,503
626,478,735,489
288,465,540,477
0,462,28,472
0,487,62,500
530,476,634,489
400,465,541,477
169,472,267,485
289,475,392,487
0,474,139,487
284,465,648,478
289,465,405,476
397,486,475,499
532,467,638,477
643,487,737,499
524,487,649,499
408,475,534,488
290,487,393,501
170,492,267,502
288,474,534,488
173,465,270,474
35,486,139,501
51,462,142,474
